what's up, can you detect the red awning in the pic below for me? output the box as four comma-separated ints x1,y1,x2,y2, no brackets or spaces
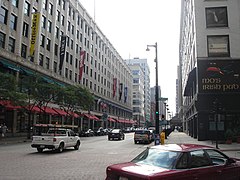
124,120,135,124
52,108,68,116
117,119,125,123
108,117,116,122
82,113,100,121
26,105,58,115
26,105,41,113
41,106,58,115
0,100,22,110
67,111,80,118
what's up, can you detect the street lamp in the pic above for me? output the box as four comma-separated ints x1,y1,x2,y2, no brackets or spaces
146,42,159,145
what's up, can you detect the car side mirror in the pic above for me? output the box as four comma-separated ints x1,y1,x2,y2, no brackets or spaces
227,158,236,165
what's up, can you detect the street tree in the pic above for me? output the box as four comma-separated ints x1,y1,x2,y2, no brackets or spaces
0,72,27,105
19,73,64,138
57,85,94,115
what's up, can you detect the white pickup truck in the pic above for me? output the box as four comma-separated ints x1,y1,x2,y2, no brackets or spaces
31,128,81,153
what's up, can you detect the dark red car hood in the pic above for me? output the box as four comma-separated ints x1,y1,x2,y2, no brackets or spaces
108,162,175,177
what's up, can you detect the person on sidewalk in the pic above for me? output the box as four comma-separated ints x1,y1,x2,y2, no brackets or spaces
1,123,7,138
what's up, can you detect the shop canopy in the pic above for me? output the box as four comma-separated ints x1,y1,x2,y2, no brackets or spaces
117,119,135,124
81,113,100,121
66,111,80,118
26,105,58,115
0,100,22,110
108,117,116,122
52,108,68,116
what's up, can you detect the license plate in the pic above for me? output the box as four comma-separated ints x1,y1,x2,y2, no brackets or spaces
119,177,128,180
40,145,45,148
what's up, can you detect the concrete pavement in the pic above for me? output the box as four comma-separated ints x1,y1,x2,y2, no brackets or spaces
1,130,240,153
164,130,240,158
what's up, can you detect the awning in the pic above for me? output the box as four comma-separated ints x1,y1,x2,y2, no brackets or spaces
20,67,35,75
41,106,58,115
184,67,197,96
52,108,68,116
0,100,22,110
27,105,41,113
67,111,80,118
117,119,126,123
116,119,135,124
0,59,20,72
81,113,100,121
42,76,54,83
26,105,58,115
108,117,116,122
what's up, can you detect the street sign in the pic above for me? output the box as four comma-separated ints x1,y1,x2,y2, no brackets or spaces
159,97,168,101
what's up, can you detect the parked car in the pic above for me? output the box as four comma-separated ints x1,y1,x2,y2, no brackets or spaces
106,144,240,180
108,129,125,140
84,129,94,137
134,129,152,144
95,127,104,136
103,128,111,135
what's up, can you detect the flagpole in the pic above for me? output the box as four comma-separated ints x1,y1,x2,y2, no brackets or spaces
94,0,96,22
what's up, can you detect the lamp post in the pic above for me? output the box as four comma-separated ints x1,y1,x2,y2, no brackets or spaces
146,42,159,145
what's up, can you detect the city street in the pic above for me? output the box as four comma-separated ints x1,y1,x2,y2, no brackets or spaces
0,133,149,180
1,131,239,180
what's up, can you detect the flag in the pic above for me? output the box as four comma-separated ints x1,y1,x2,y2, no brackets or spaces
97,98,101,104
79,51,86,81
124,87,128,103
119,83,123,101
30,12,40,57
113,78,117,97
59,35,67,71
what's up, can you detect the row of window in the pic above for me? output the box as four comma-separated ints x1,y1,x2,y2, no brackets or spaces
0,1,129,76
0,1,132,101
205,6,230,57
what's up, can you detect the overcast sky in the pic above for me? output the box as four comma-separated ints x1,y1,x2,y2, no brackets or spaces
80,0,181,114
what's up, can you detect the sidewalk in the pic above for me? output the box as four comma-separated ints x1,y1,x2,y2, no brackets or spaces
165,131,240,157
0,136,31,145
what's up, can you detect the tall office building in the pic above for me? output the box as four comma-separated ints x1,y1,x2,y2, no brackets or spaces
0,0,133,134
126,58,151,127
179,0,240,140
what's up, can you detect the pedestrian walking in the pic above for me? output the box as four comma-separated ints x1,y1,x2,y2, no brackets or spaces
1,123,7,137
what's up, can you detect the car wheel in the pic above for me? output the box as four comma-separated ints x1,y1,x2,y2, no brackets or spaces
134,140,137,144
108,137,111,140
74,141,80,150
58,143,64,153
123,135,125,140
37,148,43,153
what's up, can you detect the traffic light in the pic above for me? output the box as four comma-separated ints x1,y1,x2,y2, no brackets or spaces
156,111,159,115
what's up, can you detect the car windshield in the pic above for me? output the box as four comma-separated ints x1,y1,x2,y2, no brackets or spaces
111,129,119,133
131,148,180,169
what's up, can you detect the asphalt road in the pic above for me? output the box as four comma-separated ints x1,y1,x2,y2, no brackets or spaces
0,133,150,180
